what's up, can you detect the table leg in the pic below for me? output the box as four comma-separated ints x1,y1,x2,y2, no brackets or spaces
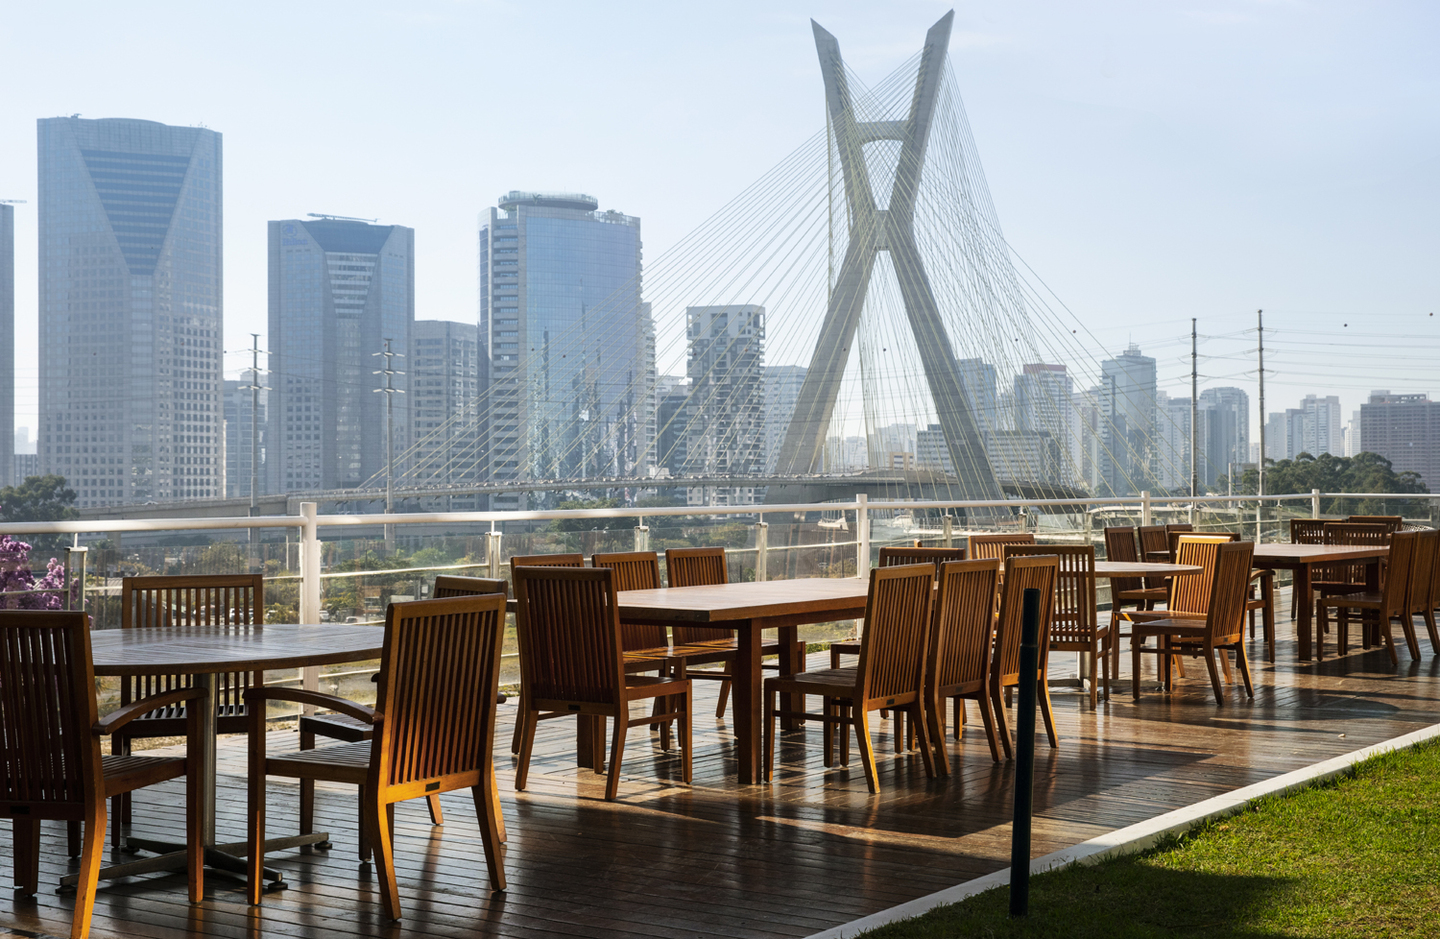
1295,564,1313,660
733,621,762,785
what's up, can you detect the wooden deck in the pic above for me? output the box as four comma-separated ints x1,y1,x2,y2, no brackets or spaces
8,607,1440,939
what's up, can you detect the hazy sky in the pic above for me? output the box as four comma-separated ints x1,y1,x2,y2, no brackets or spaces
3,0,1437,441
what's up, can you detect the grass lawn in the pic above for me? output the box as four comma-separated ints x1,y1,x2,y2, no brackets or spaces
855,738,1440,938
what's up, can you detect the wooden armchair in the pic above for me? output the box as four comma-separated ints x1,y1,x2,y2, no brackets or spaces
2,611,203,939
967,532,1034,562
1124,541,1257,704
830,546,965,667
1005,544,1109,708
513,566,692,801
110,574,262,846
1318,530,1420,664
1407,529,1440,655
245,595,508,918
991,554,1059,758
763,563,935,792
1137,525,1170,563
507,554,584,752
925,558,1003,768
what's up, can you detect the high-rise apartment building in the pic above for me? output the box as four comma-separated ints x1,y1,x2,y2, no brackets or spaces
267,217,414,493
956,358,999,439
1269,394,1343,461
683,305,765,506
0,203,12,491
761,365,807,473
38,117,223,506
1013,363,1074,483
1360,391,1440,491
478,192,652,509
223,369,266,500
1197,386,1249,486
1154,392,1193,491
1098,343,1157,495
410,320,482,509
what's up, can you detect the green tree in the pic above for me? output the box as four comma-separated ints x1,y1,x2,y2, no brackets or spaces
0,475,78,553
549,497,621,532
1222,452,1427,515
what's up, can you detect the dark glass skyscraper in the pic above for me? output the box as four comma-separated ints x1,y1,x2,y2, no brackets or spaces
478,191,653,510
268,217,413,493
37,117,223,506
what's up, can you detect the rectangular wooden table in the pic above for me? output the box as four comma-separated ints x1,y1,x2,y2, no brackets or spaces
1250,543,1388,660
616,578,870,784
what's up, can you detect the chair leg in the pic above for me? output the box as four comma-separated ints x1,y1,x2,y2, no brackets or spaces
1087,643,1099,709
678,690,693,785
469,781,507,892
1203,650,1225,705
247,759,267,904
840,702,851,766
893,710,904,754
509,686,529,754
1378,614,1400,666
911,702,936,778
928,692,950,776
1263,578,1277,663
1219,648,1234,684
1399,612,1422,661
957,696,966,728
1424,608,1440,655
357,784,371,862
975,692,1002,763
67,820,81,858
70,805,106,939
604,711,628,802
853,708,880,793
819,695,834,768
488,763,507,844
1037,674,1059,749
1132,634,1144,700
110,735,129,847
13,817,40,894
299,725,316,835
1233,643,1254,698
370,791,401,921
426,794,445,826
715,678,731,719
991,684,1014,760
514,709,539,791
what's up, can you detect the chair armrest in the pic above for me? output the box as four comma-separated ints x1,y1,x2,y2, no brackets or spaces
1249,569,1273,584
243,687,377,726
94,687,204,736
1118,611,1165,624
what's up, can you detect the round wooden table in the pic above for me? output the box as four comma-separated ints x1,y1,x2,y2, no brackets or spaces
85,623,383,887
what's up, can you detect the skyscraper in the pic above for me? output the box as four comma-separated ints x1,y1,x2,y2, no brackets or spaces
762,365,807,473
1013,363,1075,483
683,305,765,506
410,320,482,509
1098,343,1157,495
478,191,652,509
267,217,414,493
37,117,223,506
223,369,266,500
1197,386,1249,486
0,203,12,491
1361,391,1440,490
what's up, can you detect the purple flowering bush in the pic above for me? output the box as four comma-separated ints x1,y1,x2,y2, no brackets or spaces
0,528,66,611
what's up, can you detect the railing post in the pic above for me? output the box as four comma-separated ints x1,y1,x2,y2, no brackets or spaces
1312,489,1321,519
634,518,650,553
942,514,953,548
488,527,503,581
755,517,769,582
299,502,321,699
1009,586,1042,918
856,493,871,575
62,546,87,612
1140,490,1152,528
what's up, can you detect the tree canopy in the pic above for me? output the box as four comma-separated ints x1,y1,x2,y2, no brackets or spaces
0,475,79,524
1221,452,1427,515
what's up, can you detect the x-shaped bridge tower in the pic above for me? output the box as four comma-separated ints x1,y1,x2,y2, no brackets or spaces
769,12,1004,504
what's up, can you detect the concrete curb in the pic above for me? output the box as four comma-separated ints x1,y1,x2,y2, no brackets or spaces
804,721,1440,939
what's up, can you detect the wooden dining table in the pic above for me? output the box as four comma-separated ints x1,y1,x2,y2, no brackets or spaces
87,623,384,888
1250,543,1389,660
616,578,870,784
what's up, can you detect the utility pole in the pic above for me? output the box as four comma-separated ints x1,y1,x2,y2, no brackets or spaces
1191,318,1199,505
373,339,404,549
1256,310,1265,542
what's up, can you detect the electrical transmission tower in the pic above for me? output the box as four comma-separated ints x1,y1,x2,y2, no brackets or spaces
768,11,1003,505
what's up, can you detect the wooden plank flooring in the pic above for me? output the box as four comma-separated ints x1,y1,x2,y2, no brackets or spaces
7,602,1440,939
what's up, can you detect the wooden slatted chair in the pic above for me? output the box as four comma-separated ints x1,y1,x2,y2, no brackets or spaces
1317,529,1419,664
1137,525,1170,563
1005,544,1109,708
829,547,966,667
1163,530,1272,659
990,554,1058,759
1124,541,1257,704
763,563,935,792
1288,518,1329,621
1118,536,1230,687
1406,529,1440,655
1103,526,1166,676
298,574,510,853
1347,515,1403,533
513,566,691,801
2,611,203,939
110,574,262,846
967,532,1034,562
245,595,508,918
925,558,1003,768
507,554,584,753
1315,522,1391,649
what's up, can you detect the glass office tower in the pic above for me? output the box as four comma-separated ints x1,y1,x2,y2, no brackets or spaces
268,217,413,493
0,204,12,491
478,191,653,509
37,117,223,506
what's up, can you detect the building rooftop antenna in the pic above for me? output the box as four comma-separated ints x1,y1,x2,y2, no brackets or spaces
307,212,379,223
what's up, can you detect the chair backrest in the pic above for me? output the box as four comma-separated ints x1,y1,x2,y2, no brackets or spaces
1347,515,1403,534
1137,525,1170,562
854,563,934,704
664,547,731,644
1168,536,1232,616
1321,522,1390,586
433,575,508,599
967,532,1034,562
1380,529,1417,617
1168,529,1238,561
1102,526,1144,595
508,553,584,578
1203,541,1257,645
513,566,624,707
0,611,100,811
928,558,1001,693
371,595,506,792
1004,544,1097,644
664,547,729,588
878,546,966,574
992,554,1058,687
1166,523,1194,535
120,574,264,716
1290,518,1327,545
591,552,667,652
1406,529,1437,617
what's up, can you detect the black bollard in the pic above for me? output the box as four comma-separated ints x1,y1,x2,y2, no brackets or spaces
1009,586,1042,918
